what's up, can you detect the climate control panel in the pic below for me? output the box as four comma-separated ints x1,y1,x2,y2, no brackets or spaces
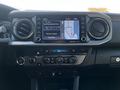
16,55,86,66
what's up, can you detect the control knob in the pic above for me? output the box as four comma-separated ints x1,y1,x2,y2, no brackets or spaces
68,56,77,64
56,56,64,64
17,57,25,65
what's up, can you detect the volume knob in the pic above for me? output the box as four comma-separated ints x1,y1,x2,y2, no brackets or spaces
17,57,25,65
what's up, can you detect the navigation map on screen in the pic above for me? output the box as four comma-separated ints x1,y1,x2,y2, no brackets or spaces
64,20,79,40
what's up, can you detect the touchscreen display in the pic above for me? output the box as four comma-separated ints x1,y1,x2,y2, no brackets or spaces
64,20,79,40
42,18,80,40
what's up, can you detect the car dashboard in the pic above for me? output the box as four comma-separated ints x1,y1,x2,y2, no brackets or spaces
1,4,120,90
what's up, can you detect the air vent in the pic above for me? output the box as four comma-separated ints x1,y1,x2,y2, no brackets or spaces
13,19,34,40
88,18,109,40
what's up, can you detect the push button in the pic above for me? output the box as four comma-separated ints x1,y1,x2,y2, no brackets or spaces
43,57,51,64
63,57,69,64
81,16,86,22
50,57,55,64
111,57,120,64
29,57,36,64
81,34,87,42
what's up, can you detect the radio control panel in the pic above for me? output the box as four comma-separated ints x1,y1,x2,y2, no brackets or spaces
35,15,86,43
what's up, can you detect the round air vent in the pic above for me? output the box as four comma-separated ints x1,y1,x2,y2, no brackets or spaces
88,18,109,40
13,19,34,40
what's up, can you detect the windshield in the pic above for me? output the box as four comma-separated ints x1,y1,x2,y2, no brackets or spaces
0,0,120,13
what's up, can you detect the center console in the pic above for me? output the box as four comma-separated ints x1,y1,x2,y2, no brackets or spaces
6,11,111,68
0,11,108,71
0,10,113,90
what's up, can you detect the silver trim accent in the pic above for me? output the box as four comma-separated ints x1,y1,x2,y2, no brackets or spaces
75,55,86,65
9,40,111,46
